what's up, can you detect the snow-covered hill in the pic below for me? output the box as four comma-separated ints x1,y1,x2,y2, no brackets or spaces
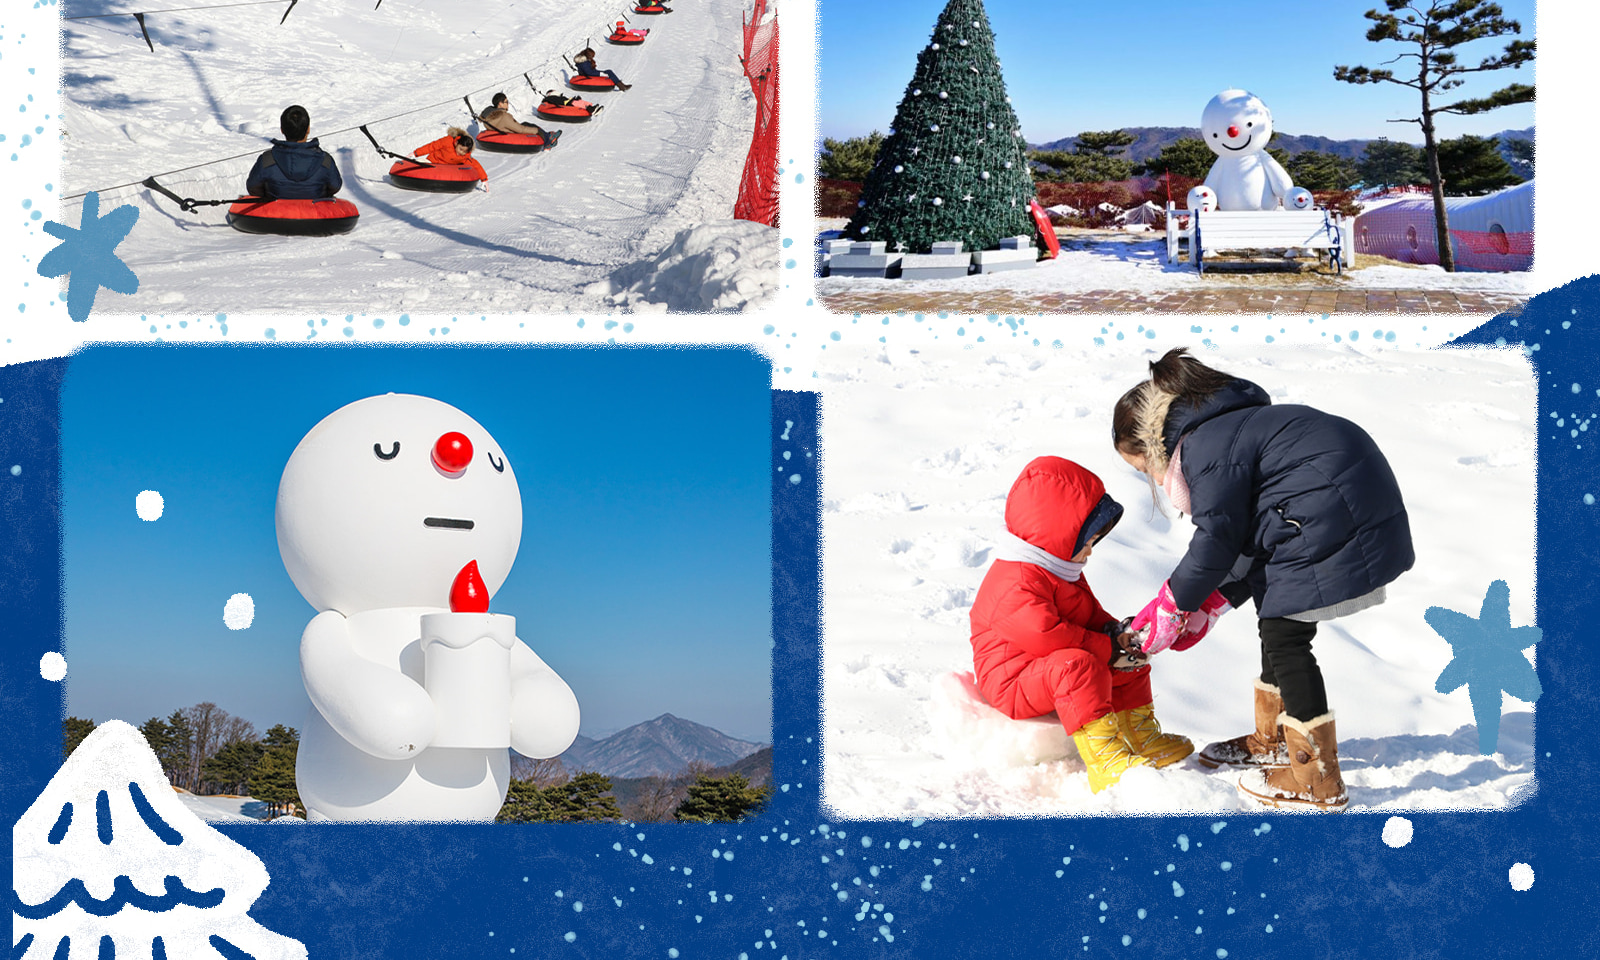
60,0,775,314
818,342,1538,816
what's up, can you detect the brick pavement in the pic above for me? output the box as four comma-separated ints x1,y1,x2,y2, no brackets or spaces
817,287,1526,317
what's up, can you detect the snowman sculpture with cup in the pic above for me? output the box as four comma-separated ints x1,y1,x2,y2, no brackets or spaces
277,393,580,821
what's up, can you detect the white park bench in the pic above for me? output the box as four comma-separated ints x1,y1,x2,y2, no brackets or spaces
1165,203,1352,274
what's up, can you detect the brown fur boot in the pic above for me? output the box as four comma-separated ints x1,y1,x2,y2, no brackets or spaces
1236,713,1348,811
1196,680,1289,768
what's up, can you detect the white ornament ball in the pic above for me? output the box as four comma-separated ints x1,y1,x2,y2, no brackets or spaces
987,122,995,130
932,43,940,50
1005,96,1012,103
1004,161,1012,168
913,88,922,96
933,197,943,206
953,156,962,164
857,200,866,207
893,165,903,173
1286,186,1315,210
939,91,948,99
981,171,990,180
859,226,870,234
971,19,978,26
930,124,940,132
960,39,968,46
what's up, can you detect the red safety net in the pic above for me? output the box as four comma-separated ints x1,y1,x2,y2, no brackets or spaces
733,0,778,227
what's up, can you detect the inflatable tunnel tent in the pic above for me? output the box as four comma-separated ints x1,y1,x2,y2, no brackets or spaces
1353,180,1532,272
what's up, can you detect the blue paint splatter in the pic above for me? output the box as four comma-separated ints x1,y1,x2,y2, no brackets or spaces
36,192,139,322
1426,580,1542,753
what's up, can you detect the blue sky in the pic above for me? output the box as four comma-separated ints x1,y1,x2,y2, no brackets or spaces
61,346,774,745
820,0,1537,144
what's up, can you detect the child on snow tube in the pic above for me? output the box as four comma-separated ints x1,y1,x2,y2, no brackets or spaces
413,128,489,184
968,456,1194,795
574,47,631,90
1112,347,1414,812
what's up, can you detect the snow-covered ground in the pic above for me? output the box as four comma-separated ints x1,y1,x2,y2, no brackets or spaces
174,790,303,823
815,223,1533,297
818,343,1538,816
61,0,775,314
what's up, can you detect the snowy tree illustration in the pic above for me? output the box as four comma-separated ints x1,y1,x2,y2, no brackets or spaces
12,720,307,960
843,0,1036,254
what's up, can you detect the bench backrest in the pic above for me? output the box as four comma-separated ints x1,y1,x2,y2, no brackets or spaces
1195,210,1334,246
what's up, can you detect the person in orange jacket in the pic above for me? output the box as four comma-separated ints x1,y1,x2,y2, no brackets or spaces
413,127,488,185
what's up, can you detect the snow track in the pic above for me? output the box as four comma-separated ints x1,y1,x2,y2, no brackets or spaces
61,0,761,314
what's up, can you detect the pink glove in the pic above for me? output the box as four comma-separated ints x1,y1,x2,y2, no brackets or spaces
1172,590,1232,651
1129,581,1191,655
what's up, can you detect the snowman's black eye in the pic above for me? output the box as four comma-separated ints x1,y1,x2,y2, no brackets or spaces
488,451,505,473
1247,121,1254,127
374,441,400,461
1212,133,1218,138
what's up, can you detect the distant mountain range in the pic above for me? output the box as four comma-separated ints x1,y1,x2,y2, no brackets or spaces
558,713,767,780
1031,126,1534,166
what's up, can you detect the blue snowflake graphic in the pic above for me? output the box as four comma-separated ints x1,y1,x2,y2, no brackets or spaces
37,191,140,322
1425,580,1542,755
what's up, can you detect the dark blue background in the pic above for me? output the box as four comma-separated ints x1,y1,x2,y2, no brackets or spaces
5,311,1597,957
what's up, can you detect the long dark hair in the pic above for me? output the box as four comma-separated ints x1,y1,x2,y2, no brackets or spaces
1111,347,1235,459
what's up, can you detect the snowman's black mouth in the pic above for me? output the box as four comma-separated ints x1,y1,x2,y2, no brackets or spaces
424,517,475,530
1222,135,1253,152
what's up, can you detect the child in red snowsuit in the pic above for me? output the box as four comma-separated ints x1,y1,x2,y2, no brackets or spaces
968,456,1192,792
413,128,488,183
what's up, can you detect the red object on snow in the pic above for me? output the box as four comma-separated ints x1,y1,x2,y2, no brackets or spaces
433,431,473,474
1029,200,1061,260
450,560,490,613
387,160,480,193
968,457,1150,735
475,130,545,154
226,197,360,236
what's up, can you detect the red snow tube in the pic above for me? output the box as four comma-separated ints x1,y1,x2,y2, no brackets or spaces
388,160,480,193
226,197,359,236
1029,199,1061,260
607,29,647,45
567,74,619,92
633,4,669,13
536,100,601,123
474,130,545,154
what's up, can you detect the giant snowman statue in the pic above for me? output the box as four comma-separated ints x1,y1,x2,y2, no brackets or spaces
277,394,580,821
1190,89,1298,212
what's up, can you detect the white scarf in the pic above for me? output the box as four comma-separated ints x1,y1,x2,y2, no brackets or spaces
993,531,1084,582
1162,439,1192,516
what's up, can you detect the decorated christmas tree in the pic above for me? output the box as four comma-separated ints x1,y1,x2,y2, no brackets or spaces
843,0,1036,254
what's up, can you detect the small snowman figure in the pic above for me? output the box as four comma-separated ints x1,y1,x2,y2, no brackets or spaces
277,394,580,821
1186,185,1218,212
1198,89,1295,211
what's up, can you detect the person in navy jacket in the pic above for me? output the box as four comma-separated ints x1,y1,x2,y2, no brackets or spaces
1111,348,1413,811
246,105,343,200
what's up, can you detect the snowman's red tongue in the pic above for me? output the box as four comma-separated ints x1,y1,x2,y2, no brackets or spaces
450,560,490,613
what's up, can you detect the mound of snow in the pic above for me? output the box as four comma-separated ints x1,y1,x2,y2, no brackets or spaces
593,220,779,312
928,671,1074,770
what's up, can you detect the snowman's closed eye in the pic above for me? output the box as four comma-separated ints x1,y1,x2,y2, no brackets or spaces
487,451,505,473
374,441,401,461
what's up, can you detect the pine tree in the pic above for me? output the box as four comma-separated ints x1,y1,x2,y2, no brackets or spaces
843,0,1035,254
672,773,769,823
1334,0,1533,270
1437,134,1520,194
1357,138,1427,189
249,745,302,818
62,717,96,759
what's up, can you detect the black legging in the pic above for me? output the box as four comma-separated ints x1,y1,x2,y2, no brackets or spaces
1258,617,1328,721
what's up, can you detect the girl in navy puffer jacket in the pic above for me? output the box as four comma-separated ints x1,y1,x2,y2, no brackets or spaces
1111,348,1413,811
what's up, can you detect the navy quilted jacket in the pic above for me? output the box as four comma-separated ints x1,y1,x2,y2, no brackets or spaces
245,138,342,200
1163,379,1414,619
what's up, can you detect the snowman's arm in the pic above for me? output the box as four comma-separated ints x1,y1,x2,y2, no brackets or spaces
301,610,436,760
508,637,581,759
1204,157,1224,188
1262,152,1294,199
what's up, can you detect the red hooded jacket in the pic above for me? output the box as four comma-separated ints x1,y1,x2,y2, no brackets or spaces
969,457,1152,734
413,136,489,182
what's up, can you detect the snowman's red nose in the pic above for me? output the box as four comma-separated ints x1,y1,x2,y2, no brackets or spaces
1227,125,1240,138
433,432,473,475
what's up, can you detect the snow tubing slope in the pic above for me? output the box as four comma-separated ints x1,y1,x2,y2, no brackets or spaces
475,130,545,154
1029,200,1060,260
388,160,479,193
536,102,600,123
567,74,619,91
226,197,359,236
